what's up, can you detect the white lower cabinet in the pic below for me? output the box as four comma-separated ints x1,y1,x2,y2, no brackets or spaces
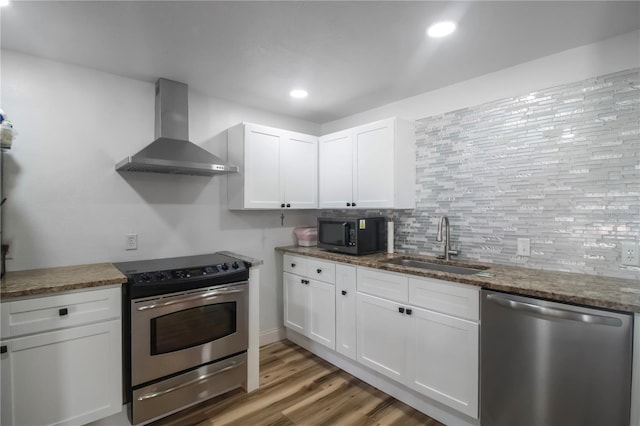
283,255,480,420
284,272,307,334
0,286,122,426
335,264,357,360
283,258,335,350
406,306,479,417
356,292,406,381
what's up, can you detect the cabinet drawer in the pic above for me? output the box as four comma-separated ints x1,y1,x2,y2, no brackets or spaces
357,267,408,303
1,286,121,338
283,254,308,276
307,259,335,284
409,277,479,321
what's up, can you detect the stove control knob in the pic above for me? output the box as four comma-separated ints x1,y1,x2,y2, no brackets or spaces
139,273,152,283
155,272,167,281
231,261,240,269
174,270,186,279
221,263,229,271
205,266,217,274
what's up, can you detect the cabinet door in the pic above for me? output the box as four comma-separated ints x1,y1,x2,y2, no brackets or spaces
335,265,357,360
353,118,395,208
356,292,407,382
318,130,354,208
1,340,11,426
307,279,335,350
406,307,479,418
243,123,283,209
1,320,122,426
283,272,307,335
281,132,318,209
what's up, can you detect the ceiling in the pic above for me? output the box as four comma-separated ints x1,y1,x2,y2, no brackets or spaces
2,1,639,123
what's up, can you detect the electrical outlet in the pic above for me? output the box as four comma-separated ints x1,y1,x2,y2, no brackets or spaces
125,234,138,251
517,238,530,257
621,241,640,266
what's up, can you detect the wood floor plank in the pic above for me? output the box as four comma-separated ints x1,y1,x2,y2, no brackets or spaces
150,340,444,426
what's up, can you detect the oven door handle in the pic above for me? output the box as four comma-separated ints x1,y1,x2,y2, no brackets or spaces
136,288,246,311
136,358,246,401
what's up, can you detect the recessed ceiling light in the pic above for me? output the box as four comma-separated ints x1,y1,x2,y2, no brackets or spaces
427,21,456,38
290,89,308,99
0,0,10,7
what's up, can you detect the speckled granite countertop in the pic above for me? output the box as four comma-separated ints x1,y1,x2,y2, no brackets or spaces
1,263,127,300
276,246,640,313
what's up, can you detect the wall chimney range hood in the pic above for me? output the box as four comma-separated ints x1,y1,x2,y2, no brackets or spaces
116,78,238,176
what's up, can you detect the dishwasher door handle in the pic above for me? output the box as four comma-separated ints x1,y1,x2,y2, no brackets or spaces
485,293,623,327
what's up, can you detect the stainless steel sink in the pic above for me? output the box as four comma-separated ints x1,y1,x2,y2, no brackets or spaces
383,258,488,275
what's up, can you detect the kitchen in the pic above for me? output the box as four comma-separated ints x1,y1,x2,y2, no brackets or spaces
0,1,639,426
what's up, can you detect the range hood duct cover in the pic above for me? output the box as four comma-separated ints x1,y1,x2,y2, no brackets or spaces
115,78,238,176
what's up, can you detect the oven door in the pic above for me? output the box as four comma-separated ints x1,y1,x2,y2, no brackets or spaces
130,282,248,387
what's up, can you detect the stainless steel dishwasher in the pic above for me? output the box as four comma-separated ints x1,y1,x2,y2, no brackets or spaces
481,290,633,426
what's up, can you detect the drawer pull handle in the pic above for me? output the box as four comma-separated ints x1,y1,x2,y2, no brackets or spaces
398,307,405,314
341,290,347,296
59,308,69,316
406,309,412,315
291,263,296,268
0,345,7,354
316,269,322,274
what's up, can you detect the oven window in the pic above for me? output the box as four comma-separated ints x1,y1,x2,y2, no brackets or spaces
150,302,237,355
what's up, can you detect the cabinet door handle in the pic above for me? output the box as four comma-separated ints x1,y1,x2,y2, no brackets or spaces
352,202,357,207
291,263,296,268
398,307,405,314
316,269,322,274
281,203,285,208
346,202,351,207
341,290,347,296
0,345,7,354
406,308,412,315
286,203,291,208
59,308,69,316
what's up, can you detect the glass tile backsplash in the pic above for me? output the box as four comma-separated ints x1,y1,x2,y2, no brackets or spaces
322,68,640,280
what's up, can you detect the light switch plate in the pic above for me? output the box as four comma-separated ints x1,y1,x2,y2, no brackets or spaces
517,238,531,257
621,241,639,266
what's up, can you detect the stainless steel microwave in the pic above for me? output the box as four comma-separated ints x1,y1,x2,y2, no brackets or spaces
317,217,385,255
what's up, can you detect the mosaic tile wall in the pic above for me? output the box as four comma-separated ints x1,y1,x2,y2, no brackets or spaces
400,68,640,279
323,68,640,279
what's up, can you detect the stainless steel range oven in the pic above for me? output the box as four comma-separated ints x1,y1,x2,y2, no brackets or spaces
115,253,250,425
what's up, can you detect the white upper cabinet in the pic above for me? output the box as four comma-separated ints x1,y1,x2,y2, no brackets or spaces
319,117,415,209
318,130,353,209
228,123,318,209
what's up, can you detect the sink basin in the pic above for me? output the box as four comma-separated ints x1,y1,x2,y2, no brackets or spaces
383,258,488,275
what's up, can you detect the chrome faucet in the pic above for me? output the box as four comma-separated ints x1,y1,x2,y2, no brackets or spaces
436,216,458,260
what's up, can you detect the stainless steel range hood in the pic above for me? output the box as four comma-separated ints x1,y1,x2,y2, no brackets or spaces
116,79,238,176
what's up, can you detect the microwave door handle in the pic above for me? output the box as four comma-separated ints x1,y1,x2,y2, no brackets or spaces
343,222,350,245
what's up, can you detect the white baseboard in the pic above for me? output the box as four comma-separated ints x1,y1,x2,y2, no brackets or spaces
259,327,286,346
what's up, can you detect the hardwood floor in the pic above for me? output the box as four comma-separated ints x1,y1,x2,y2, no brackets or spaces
151,340,444,426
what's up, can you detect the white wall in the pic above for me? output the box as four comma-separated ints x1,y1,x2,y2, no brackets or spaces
0,50,319,336
322,30,640,133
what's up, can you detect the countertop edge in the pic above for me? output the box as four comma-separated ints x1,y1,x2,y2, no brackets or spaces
219,251,264,267
1,263,128,300
275,246,640,313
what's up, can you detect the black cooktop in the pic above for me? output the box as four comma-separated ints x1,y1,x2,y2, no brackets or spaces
114,252,249,299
